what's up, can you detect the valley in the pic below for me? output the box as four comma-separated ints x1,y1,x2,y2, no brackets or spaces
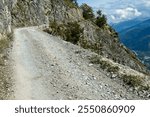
113,18,150,70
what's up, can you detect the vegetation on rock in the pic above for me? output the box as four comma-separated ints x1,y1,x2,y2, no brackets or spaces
96,10,107,28
64,0,78,7
80,3,95,20
44,21,83,44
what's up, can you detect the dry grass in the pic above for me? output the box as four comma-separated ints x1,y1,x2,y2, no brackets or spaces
0,33,12,65
90,55,119,73
122,75,143,87
0,33,13,99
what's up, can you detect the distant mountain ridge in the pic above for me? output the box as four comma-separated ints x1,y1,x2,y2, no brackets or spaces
113,18,150,69
119,19,150,52
112,17,149,32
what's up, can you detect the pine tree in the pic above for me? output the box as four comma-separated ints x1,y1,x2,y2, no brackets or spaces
96,10,107,28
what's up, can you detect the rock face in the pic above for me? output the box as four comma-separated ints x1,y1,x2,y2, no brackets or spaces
0,0,148,73
0,0,12,34
79,21,147,73
1,0,83,32
11,0,83,26
0,0,149,100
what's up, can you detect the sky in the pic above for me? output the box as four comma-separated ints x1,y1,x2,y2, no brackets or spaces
78,0,150,23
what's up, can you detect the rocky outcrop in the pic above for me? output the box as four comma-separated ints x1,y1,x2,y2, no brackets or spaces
0,0,12,34
0,0,83,33
0,0,149,100
79,21,147,73
0,0,148,73
11,0,83,27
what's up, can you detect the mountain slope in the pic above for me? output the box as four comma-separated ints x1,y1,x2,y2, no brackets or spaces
0,0,149,99
0,0,147,73
119,19,150,51
112,17,146,32
118,19,150,69
10,28,149,99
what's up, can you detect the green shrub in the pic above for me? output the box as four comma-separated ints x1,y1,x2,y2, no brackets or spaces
109,27,119,38
49,22,59,35
107,66,120,73
99,60,119,72
0,39,9,53
90,55,119,72
64,22,83,44
89,55,102,64
44,21,83,44
80,3,95,20
0,33,12,53
95,10,107,28
64,0,78,8
79,38,103,54
43,28,52,34
122,75,143,87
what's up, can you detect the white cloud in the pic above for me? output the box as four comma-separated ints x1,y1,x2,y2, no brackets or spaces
110,15,116,20
109,7,142,22
80,0,150,23
143,0,150,7
115,7,142,20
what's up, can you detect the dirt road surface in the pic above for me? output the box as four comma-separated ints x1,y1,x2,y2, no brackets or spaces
10,28,140,100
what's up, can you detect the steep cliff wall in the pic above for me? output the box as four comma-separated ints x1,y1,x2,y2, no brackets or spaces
0,0,148,73
11,0,83,27
0,0,83,33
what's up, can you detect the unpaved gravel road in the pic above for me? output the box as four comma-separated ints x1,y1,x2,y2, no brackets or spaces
10,28,140,100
